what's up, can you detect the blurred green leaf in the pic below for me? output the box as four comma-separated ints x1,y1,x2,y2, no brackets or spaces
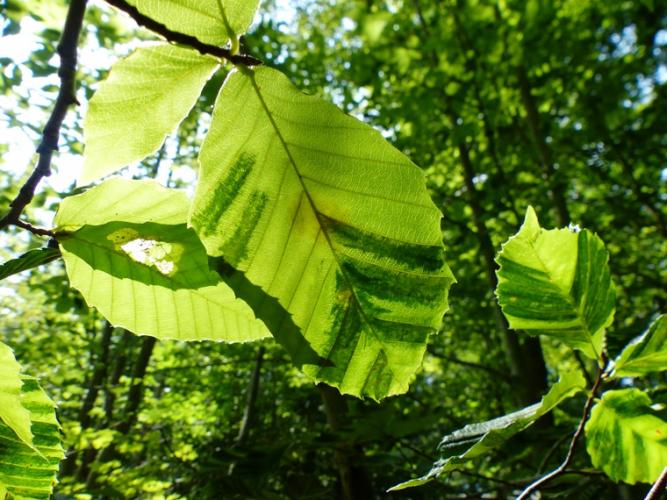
0,247,60,282
613,315,667,378
585,388,667,484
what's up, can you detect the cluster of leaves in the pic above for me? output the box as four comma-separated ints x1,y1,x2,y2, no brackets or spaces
63,0,456,402
392,207,667,491
0,0,666,498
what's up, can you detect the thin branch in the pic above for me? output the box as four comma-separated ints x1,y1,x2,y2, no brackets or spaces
454,468,523,489
572,350,594,388
14,220,56,238
517,356,607,500
0,0,88,232
645,466,667,500
103,0,262,66
427,347,512,383
536,432,571,474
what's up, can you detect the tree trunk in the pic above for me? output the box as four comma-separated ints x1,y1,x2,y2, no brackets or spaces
75,328,134,482
85,335,157,489
517,66,571,227
60,321,113,477
118,335,157,434
318,384,375,500
458,141,549,405
228,345,265,476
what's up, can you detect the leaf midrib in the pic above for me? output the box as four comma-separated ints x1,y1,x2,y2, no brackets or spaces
526,232,599,357
246,70,405,385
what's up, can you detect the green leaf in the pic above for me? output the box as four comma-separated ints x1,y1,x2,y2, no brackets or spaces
125,0,261,46
585,388,667,484
0,342,34,450
389,371,587,491
496,206,615,359
81,44,218,185
0,343,63,499
613,315,667,378
55,178,270,343
190,66,454,400
0,247,60,281
212,257,331,368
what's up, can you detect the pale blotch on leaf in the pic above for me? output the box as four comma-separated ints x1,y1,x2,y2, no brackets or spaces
107,229,183,276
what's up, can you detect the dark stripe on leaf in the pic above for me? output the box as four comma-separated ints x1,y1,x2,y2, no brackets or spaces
192,151,256,235
322,214,447,273
220,190,268,265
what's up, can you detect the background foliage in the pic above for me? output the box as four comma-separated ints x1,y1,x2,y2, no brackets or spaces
1,0,666,498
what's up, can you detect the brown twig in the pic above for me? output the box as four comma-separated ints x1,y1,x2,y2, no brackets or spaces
516,355,607,500
645,466,667,500
0,0,88,235
103,0,263,66
14,220,56,238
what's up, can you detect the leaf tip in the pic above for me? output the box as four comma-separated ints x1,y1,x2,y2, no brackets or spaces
521,205,540,235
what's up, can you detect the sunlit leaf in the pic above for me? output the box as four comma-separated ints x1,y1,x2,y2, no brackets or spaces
125,0,261,45
55,178,269,343
190,66,455,400
496,206,615,359
81,44,218,185
0,342,63,499
585,388,667,484
613,315,667,378
389,371,586,491
0,342,34,450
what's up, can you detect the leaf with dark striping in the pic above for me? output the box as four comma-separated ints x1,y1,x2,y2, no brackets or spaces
613,315,667,378
190,66,455,400
0,341,64,499
496,206,615,360
585,388,667,484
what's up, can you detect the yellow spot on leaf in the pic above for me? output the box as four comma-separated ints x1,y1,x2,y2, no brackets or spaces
107,229,183,276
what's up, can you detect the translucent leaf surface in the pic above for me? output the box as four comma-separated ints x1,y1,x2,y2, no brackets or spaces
0,248,60,281
496,206,615,359
212,257,330,368
613,315,667,377
55,178,269,343
125,0,261,45
585,388,667,484
0,343,63,499
389,371,586,491
81,44,218,185
0,342,34,450
190,66,455,400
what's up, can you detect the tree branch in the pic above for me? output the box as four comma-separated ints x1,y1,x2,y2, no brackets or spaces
103,0,263,66
517,356,607,500
645,466,667,500
13,219,56,238
0,0,88,234
427,347,512,383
